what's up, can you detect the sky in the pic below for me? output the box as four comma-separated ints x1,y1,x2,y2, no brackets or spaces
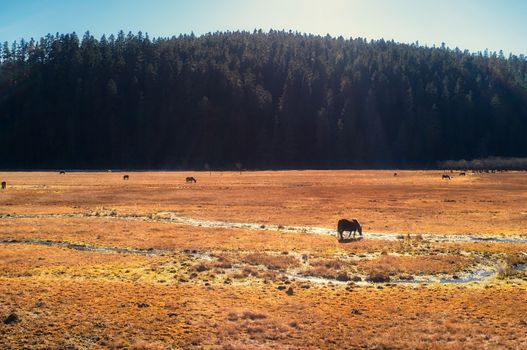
1,0,526,55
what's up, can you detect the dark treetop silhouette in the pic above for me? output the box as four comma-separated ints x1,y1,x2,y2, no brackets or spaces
1,30,526,169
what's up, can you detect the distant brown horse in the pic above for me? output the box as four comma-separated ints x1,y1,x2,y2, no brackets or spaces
337,219,362,240
59,171,66,175
442,174,451,180
459,172,466,176
123,175,129,180
186,177,197,183
1,181,6,190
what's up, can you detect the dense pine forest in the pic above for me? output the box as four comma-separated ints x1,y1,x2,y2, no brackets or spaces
1,30,527,169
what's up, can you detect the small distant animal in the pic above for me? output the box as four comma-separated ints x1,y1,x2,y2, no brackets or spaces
442,174,451,180
186,176,197,183
459,172,466,176
123,175,129,180
59,171,66,175
393,172,398,177
1,181,6,190
337,219,362,240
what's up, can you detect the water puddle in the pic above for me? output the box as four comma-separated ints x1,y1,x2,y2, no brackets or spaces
2,211,527,244
0,239,166,255
438,270,495,284
1,240,525,286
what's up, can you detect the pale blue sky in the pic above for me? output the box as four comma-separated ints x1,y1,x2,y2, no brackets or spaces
1,0,526,55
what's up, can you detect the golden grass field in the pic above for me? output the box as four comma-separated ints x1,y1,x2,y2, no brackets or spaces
1,170,526,349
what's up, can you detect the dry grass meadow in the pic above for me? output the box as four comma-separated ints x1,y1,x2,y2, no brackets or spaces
1,170,527,349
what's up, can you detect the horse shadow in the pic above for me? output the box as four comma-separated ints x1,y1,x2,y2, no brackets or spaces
337,236,363,244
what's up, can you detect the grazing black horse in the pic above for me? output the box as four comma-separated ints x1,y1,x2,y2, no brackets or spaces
337,219,362,240
59,171,66,175
1,181,6,190
186,176,197,183
123,175,129,180
442,174,451,180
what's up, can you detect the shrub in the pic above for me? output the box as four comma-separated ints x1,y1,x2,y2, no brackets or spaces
366,270,391,283
241,253,299,270
300,267,338,279
336,273,350,282
310,258,346,270
241,311,267,320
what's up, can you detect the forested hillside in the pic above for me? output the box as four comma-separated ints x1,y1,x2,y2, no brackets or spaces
1,30,526,169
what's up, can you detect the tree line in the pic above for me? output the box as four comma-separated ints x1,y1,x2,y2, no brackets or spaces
1,30,526,169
